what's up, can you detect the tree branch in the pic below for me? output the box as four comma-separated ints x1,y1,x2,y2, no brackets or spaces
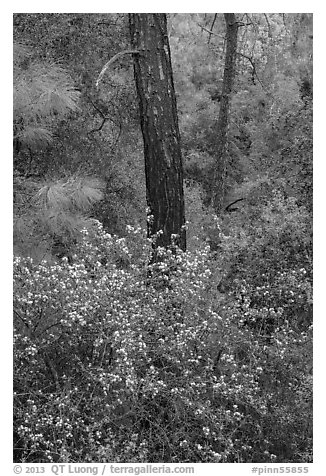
236,51,266,90
225,198,244,213
263,14,272,37
14,308,30,330
208,14,217,44
197,23,225,41
96,49,140,88
237,22,253,27
88,100,121,135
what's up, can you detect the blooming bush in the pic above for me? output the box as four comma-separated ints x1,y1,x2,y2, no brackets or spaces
14,221,312,463
214,186,312,330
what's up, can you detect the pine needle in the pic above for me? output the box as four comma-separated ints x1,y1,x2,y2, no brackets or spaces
15,126,53,148
34,175,105,213
14,41,81,148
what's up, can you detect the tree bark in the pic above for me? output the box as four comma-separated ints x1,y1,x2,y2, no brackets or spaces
211,13,238,214
129,14,186,254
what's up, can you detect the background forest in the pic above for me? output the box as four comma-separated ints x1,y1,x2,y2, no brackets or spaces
13,13,313,463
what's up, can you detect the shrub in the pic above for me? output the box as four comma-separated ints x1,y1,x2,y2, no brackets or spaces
14,222,312,463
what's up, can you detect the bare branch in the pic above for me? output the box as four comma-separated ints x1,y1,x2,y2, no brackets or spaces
208,13,217,44
237,22,253,27
197,23,225,41
96,50,140,88
263,14,272,37
225,198,244,213
236,51,266,91
88,100,121,135
14,308,30,330
88,100,123,148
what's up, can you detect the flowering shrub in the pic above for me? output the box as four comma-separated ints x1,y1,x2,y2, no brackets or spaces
14,222,312,463
214,187,312,329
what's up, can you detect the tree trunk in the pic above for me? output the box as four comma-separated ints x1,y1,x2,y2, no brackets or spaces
129,14,186,254
211,13,238,214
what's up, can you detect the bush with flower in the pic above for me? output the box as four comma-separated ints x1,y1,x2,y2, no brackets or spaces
14,216,312,463
204,183,313,462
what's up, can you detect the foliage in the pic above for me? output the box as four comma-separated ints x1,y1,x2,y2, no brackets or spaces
14,173,105,262
13,42,80,153
13,13,313,465
170,13,312,207
14,223,312,463
206,181,312,343
13,14,145,242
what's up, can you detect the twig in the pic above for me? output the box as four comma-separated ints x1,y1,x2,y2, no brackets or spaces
237,22,253,27
236,51,266,91
197,23,225,41
263,14,272,37
97,20,119,27
225,198,245,213
13,308,30,329
111,121,122,149
208,14,217,44
88,100,121,135
88,101,123,147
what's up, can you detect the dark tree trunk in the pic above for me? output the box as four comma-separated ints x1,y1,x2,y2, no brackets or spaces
211,13,238,214
129,14,186,254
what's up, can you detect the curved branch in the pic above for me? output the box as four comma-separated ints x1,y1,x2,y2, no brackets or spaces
96,49,140,88
225,198,244,213
88,117,107,134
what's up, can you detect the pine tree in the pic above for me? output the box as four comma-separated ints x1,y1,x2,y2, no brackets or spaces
129,14,186,253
